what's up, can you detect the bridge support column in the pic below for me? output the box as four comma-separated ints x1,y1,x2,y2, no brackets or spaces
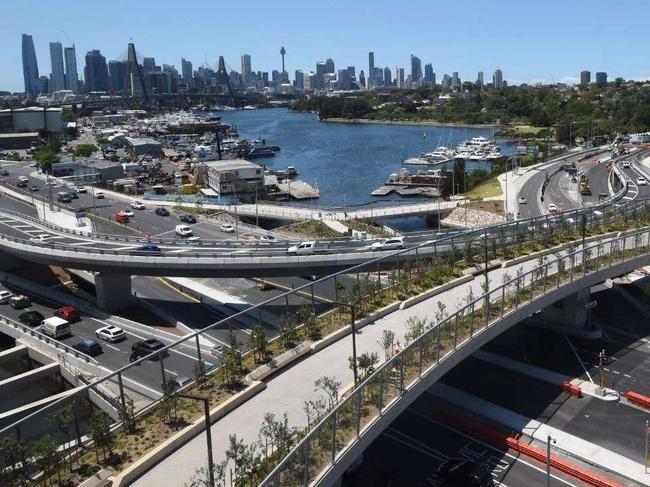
95,273,133,312
533,288,601,339
0,251,25,272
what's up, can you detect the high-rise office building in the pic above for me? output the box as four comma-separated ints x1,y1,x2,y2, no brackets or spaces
477,71,484,88
142,57,156,73
451,72,460,89
108,60,128,92
294,70,304,90
347,66,355,79
84,50,109,92
595,71,607,86
181,58,192,83
325,58,335,74
383,67,392,87
493,68,503,88
64,46,79,92
359,70,366,88
315,62,327,89
410,54,422,87
338,68,352,90
580,70,591,86
424,64,434,86
442,74,451,89
49,42,65,92
397,68,405,88
22,34,40,96
241,54,252,84
373,67,384,86
368,52,375,87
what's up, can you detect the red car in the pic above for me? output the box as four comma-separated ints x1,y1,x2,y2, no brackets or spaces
54,305,80,323
115,211,130,223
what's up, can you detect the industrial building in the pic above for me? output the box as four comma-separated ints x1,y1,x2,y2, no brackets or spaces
203,159,264,200
0,107,64,133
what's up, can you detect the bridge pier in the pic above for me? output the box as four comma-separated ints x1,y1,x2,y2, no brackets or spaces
533,288,601,339
95,273,133,312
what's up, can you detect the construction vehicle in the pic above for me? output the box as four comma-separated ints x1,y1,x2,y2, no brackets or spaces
579,174,592,195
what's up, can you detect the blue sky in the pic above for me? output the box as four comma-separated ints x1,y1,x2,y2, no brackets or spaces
3,0,649,92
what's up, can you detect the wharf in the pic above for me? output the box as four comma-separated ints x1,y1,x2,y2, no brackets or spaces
277,180,320,200
370,185,440,198
371,186,398,196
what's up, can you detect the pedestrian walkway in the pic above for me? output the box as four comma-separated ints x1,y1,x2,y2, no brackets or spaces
429,383,650,486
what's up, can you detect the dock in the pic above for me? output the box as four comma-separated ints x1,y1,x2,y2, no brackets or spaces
371,186,399,196
278,179,320,200
371,185,440,198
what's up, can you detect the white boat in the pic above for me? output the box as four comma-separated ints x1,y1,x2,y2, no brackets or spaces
243,105,257,110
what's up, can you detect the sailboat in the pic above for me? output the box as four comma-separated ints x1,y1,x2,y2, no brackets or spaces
423,132,427,139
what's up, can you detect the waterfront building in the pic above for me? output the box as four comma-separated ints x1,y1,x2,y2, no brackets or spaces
493,68,503,88
181,58,193,84
241,54,252,84
84,50,109,92
580,70,591,86
383,67,392,87
595,72,607,86
359,70,366,88
108,60,128,93
368,51,375,87
22,34,40,96
410,54,422,87
477,71,484,89
271,70,281,87
294,70,304,90
64,46,79,92
203,159,264,201
49,42,65,92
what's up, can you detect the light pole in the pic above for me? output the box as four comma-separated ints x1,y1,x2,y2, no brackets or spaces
569,121,586,149
598,349,606,390
546,435,556,487
645,420,649,474
177,393,215,487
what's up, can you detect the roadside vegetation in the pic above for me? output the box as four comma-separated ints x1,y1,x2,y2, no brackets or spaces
465,177,503,200
279,220,343,238
341,219,389,236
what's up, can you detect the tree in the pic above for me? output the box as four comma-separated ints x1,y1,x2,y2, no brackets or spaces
378,329,396,360
193,359,208,389
404,316,428,345
299,306,321,341
220,329,244,389
278,313,299,349
314,376,341,410
225,434,258,483
0,434,27,487
32,434,60,486
117,396,137,434
187,459,228,487
48,405,74,471
349,351,379,381
89,410,114,462
258,412,293,457
33,147,59,174
249,325,269,363
73,143,98,158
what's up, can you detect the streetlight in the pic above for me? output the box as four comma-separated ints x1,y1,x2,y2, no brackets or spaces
645,420,649,474
177,393,215,487
546,434,556,487
569,121,586,149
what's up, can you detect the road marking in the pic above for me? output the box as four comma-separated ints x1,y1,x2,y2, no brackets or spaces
564,334,594,383
103,343,121,352
163,368,178,377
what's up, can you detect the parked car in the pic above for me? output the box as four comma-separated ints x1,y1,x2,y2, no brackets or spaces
73,339,103,357
54,305,80,323
137,244,162,255
434,458,494,487
95,325,126,343
155,207,170,216
220,223,235,233
175,224,193,237
0,290,13,304
121,209,135,217
9,295,31,309
164,375,192,392
131,200,145,210
30,185,39,192
94,191,105,199
41,316,71,339
0,169,9,176
115,211,130,223
287,241,317,255
19,310,44,327
180,214,197,224
371,237,405,251
131,339,168,360
518,196,527,204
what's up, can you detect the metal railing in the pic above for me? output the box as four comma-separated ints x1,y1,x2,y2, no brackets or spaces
258,227,650,487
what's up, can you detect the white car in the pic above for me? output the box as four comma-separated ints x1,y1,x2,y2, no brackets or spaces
95,325,126,343
131,200,145,210
622,161,631,168
287,241,316,255
637,177,647,186
371,237,405,251
29,234,52,243
121,209,135,217
175,224,193,237
74,186,87,193
94,191,105,199
260,234,276,242
220,223,235,233
0,290,13,304
548,203,559,214
518,196,527,205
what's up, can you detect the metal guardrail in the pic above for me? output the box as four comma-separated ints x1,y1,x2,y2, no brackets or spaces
258,226,650,487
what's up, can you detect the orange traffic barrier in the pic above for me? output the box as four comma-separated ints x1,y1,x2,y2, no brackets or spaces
625,390,650,409
562,380,582,397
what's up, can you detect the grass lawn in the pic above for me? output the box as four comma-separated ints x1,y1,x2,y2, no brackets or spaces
466,177,503,199
512,125,548,136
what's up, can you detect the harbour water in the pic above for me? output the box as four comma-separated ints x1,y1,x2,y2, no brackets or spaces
219,108,513,209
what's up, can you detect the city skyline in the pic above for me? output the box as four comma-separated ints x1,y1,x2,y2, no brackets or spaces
3,0,650,92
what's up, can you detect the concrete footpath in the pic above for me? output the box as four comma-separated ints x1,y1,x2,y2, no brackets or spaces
429,382,650,486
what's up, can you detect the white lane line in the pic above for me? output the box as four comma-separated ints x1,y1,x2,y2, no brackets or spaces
564,334,594,383
103,343,121,352
113,246,137,251
163,368,178,377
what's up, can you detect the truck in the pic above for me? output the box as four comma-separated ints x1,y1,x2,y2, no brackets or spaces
562,162,578,176
579,175,592,195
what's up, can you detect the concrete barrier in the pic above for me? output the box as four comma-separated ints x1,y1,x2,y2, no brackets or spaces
0,362,59,395
0,344,27,365
400,275,473,310
625,390,650,409
109,380,266,487
246,342,312,382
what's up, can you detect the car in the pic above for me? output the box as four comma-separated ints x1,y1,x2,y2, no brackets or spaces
155,207,170,216
371,237,405,251
637,177,648,186
9,295,31,309
175,224,193,237
73,339,103,357
28,162,37,168
121,209,135,217
19,310,44,327
131,339,168,360
54,305,80,323
0,290,13,304
115,211,130,223
622,161,631,168
131,200,145,210
29,234,52,243
518,196,527,204
435,458,494,487
180,214,197,224
260,234,276,242
164,375,192,392
30,185,39,192
287,241,316,255
74,186,87,193
95,325,127,343
548,203,559,214
137,244,162,255
67,191,79,199
220,223,235,233
94,191,105,199
0,169,9,176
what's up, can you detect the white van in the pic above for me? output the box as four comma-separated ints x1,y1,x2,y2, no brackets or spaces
41,316,71,339
175,225,193,237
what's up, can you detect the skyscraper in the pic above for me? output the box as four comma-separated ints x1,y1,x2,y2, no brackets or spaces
451,72,460,89
397,68,405,88
383,67,392,87
424,64,434,86
580,70,591,86
22,34,40,96
315,62,326,89
49,42,65,92
142,57,156,73
595,72,607,86
84,50,109,92
368,52,375,87
477,71,484,88
64,46,79,92
108,60,128,93
325,58,335,74
294,70,304,90
359,70,366,88
410,55,422,87
181,58,193,83
493,68,503,88
241,54,252,84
